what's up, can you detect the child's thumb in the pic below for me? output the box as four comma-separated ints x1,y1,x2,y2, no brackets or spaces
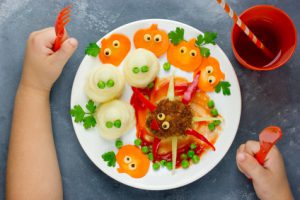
237,152,265,180
51,38,78,67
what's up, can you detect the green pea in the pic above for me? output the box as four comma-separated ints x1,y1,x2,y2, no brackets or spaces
163,62,171,71
187,150,195,158
180,153,188,160
114,119,122,128
105,121,113,128
134,138,142,146
211,108,218,117
148,153,154,161
208,122,215,131
207,100,215,108
132,67,140,74
97,80,105,89
213,120,221,126
147,82,154,89
106,79,115,88
192,155,200,164
141,65,149,73
115,139,123,149
181,160,190,169
141,146,149,154
160,160,167,166
152,162,160,171
166,162,173,170
190,143,197,150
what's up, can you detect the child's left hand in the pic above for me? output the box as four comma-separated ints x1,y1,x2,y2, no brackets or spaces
20,27,78,94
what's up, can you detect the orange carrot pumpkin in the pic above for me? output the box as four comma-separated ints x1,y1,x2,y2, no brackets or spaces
99,34,131,66
134,24,169,57
167,38,202,72
194,57,225,92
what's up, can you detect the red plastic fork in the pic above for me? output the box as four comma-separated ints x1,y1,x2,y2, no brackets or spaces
52,5,73,51
255,126,283,165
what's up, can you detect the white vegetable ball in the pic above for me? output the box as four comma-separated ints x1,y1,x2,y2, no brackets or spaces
96,100,135,140
123,48,160,88
85,64,125,103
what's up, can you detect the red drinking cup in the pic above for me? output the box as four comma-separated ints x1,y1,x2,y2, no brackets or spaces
231,5,297,71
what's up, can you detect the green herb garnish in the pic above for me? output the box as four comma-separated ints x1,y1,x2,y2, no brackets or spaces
195,32,218,57
85,43,100,57
101,151,116,167
215,81,231,96
168,27,185,45
70,100,97,129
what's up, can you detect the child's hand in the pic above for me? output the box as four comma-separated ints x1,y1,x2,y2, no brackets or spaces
20,27,78,94
236,141,294,200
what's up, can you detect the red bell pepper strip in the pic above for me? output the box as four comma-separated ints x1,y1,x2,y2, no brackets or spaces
152,137,161,161
182,72,200,104
185,128,216,151
132,88,156,112
150,119,160,131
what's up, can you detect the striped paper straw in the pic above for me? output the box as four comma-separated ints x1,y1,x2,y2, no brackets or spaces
216,0,274,58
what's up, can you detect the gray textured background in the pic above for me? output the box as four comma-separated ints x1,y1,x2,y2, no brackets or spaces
0,0,299,199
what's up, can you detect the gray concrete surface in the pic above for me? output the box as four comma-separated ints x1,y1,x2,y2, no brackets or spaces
0,0,299,199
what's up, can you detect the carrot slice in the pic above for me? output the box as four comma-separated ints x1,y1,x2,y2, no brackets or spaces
99,33,131,66
134,24,169,57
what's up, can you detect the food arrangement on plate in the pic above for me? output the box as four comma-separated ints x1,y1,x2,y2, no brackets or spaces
70,20,241,189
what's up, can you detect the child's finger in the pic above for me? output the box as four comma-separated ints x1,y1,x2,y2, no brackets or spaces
244,140,260,156
236,152,266,179
49,38,78,68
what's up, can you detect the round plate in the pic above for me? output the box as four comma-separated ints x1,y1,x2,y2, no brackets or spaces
71,19,241,190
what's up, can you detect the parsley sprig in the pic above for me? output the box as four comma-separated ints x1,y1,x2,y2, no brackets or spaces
70,100,97,129
102,151,116,167
168,27,185,45
195,32,218,57
215,81,231,96
85,43,100,57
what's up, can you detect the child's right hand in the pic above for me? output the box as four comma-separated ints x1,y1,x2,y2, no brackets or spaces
20,27,78,95
236,141,294,200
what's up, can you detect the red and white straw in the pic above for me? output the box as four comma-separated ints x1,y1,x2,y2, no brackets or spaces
216,0,274,58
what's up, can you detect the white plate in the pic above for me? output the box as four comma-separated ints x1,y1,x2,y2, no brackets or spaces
71,19,241,190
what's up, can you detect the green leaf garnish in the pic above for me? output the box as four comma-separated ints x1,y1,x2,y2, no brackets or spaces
195,32,218,57
168,27,185,45
101,151,116,167
85,43,100,57
70,100,97,129
215,81,231,96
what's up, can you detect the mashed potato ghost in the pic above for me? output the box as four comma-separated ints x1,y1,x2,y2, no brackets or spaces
123,48,160,88
96,100,135,140
85,64,125,103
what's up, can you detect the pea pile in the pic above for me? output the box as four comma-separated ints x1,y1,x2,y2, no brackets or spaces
207,100,221,131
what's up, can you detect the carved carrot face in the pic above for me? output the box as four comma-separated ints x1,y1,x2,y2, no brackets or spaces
194,57,225,92
134,24,169,57
167,39,202,72
99,34,131,66
116,145,150,178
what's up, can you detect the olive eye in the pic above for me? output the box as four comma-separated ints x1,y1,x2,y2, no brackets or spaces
180,46,187,54
129,163,136,170
144,34,151,42
154,34,162,43
112,40,120,48
205,66,214,74
104,48,112,56
189,50,197,57
162,121,170,130
208,76,216,84
124,156,132,164
157,113,165,121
